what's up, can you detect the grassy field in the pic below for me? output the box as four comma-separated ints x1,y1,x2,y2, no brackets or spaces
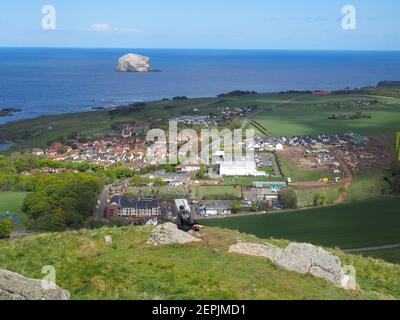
0,225,399,299
251,94,400,136
279,158,331,182
345,169,391,203
201,198,400,252
293,185,343,208
357,248,400,265
2,91,400,151
0,192,29,230
196,185,242,199
0,192,28,213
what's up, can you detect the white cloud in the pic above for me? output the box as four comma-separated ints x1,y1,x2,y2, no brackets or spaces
90,24,112,32
89,24,142,34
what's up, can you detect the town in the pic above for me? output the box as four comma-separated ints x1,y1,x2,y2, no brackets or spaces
18,109,391,227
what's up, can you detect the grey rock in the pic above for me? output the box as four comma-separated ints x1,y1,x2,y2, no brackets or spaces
0,269,70,300
147,223,201,245
228,242,356,290
116,53,151,72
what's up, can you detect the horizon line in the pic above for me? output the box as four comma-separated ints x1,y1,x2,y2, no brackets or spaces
1,46,400,52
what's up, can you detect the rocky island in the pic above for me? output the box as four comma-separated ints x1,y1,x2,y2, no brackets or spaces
0,108,22,117
116,53,154,72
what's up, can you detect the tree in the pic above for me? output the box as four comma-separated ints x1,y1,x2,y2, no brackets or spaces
250,203,258,212
391,161,400,176
279,189,298,209
196,166,206,179
0,218,13,238
231,201,242,214
393,176,400,194
313,193,325,207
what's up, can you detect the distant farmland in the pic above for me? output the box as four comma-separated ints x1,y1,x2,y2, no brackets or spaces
201,198,400,250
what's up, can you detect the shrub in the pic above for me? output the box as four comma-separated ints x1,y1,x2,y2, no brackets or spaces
0,218,13,239
279,189,298,209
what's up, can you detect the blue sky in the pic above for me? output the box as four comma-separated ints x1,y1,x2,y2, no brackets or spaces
0,0,399,50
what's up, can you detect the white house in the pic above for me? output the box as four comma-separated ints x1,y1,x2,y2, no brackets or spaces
219,161,266,176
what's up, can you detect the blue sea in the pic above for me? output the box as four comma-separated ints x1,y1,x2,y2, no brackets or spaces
1,48,400,124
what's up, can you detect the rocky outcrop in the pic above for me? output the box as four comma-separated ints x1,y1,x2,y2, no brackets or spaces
147,223,201,245
229,242,356,290
0,108,22,117
0,269,70,300
116,53,152,72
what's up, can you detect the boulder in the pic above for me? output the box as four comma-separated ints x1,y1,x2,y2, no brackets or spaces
147,223,201,245
0,269,70,300
116,53,151,72
228,242,356,290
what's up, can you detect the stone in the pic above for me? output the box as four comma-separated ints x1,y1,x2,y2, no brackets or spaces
116,53,151,72
228,242,283,262
228,242,356,290
0,269,70,300
147,223,201,245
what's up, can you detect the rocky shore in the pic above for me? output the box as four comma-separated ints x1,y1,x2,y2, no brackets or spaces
0,108,22,117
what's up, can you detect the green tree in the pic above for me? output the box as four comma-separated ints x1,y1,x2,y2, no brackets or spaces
279,189,298,209
196,166,206,179
0,218,13,238
231,201,242,214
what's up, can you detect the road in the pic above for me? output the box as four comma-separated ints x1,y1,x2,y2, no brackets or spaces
94,184,111,221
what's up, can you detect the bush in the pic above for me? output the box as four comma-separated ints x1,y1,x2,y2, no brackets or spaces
279,189,298,209
0,218,13,239
231,201,242,214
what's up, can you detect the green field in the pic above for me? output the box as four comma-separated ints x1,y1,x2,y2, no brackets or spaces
201,198,400,252
196,185,242,199
251,94,400,136
356,248,400,265
294,185,343,208
0,192,29,229
279,158,331,182
1,225,400,299
345,169,391,203
0,192,28,213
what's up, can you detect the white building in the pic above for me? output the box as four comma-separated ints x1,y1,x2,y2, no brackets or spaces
219,161,266,176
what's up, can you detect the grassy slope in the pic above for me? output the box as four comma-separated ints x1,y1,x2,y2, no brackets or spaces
201,198,400,250
0,225,399,300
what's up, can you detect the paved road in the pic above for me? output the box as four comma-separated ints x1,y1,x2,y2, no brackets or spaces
94,185,111,221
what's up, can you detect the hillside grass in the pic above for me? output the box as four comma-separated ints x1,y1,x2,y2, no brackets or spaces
0,225,399,300
201,198,400,253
